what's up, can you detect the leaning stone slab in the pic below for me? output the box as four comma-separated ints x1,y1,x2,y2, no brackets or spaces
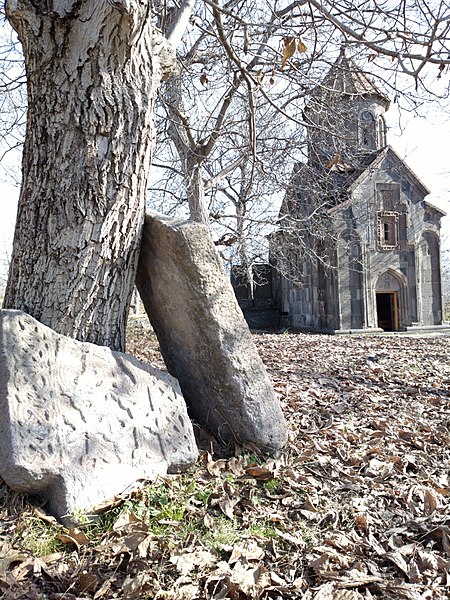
0,309,198,524
136,212,287,452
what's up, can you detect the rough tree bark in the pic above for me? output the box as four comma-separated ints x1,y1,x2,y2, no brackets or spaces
3,0,177,351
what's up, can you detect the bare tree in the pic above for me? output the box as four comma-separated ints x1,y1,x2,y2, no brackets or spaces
150,0,332,289
153,0,311,222
305,0,450,79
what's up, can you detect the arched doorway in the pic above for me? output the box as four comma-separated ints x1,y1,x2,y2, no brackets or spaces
375,270,405,331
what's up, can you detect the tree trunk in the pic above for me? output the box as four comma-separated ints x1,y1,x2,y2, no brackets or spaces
3,0,175,351
184,152,209,224
235,188,254,301
163,72,209,224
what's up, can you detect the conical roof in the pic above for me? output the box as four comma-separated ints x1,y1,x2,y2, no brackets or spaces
312,49,390,109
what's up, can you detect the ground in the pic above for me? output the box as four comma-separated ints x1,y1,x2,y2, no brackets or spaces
1,326,449,599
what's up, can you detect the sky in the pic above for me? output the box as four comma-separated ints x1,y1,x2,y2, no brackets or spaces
2,106,449,284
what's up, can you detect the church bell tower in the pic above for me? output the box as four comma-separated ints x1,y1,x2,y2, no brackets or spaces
304,49,390,171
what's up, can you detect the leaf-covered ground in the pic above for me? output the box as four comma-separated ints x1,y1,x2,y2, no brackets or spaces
1,326,449,599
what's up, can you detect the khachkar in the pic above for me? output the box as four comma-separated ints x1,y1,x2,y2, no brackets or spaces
0,309,198,524
137,212,287,453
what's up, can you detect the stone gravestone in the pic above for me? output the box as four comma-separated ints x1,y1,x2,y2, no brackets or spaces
136,212,287,453
0,309,197,524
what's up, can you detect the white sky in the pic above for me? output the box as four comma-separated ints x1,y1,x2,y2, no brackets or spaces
1,105,450,282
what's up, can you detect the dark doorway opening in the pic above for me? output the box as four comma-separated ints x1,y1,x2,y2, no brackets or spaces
376,292,398,331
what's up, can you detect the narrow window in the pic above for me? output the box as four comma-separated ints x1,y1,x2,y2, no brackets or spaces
378,116,386,147
360,111,376,149
377,211,399,250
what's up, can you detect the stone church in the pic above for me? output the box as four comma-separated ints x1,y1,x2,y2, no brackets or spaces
270,50,446,333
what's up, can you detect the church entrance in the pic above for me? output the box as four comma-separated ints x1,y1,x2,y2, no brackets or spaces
376,291,399,331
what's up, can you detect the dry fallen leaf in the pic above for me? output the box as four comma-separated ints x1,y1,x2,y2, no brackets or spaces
78,569,99,593
170,548,217,575
245,465,274,481
229,540,265,564
218,493,240,519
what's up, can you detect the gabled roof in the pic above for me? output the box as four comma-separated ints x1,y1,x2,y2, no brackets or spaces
424,200,447,217
327,145,432,214
348,145,430,196
310,49,390,109
280,145,444,223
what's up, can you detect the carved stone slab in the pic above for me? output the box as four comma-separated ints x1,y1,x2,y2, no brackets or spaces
0,309,198,523
136,212,287,452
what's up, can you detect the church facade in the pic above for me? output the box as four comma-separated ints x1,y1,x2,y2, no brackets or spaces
271,51,446,333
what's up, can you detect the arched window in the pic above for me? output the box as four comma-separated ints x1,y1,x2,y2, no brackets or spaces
377,115,387,147
359,111,376,149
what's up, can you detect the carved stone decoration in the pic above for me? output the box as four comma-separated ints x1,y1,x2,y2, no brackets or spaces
136,212,287,453
375,271,401,292
0,309,198,524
